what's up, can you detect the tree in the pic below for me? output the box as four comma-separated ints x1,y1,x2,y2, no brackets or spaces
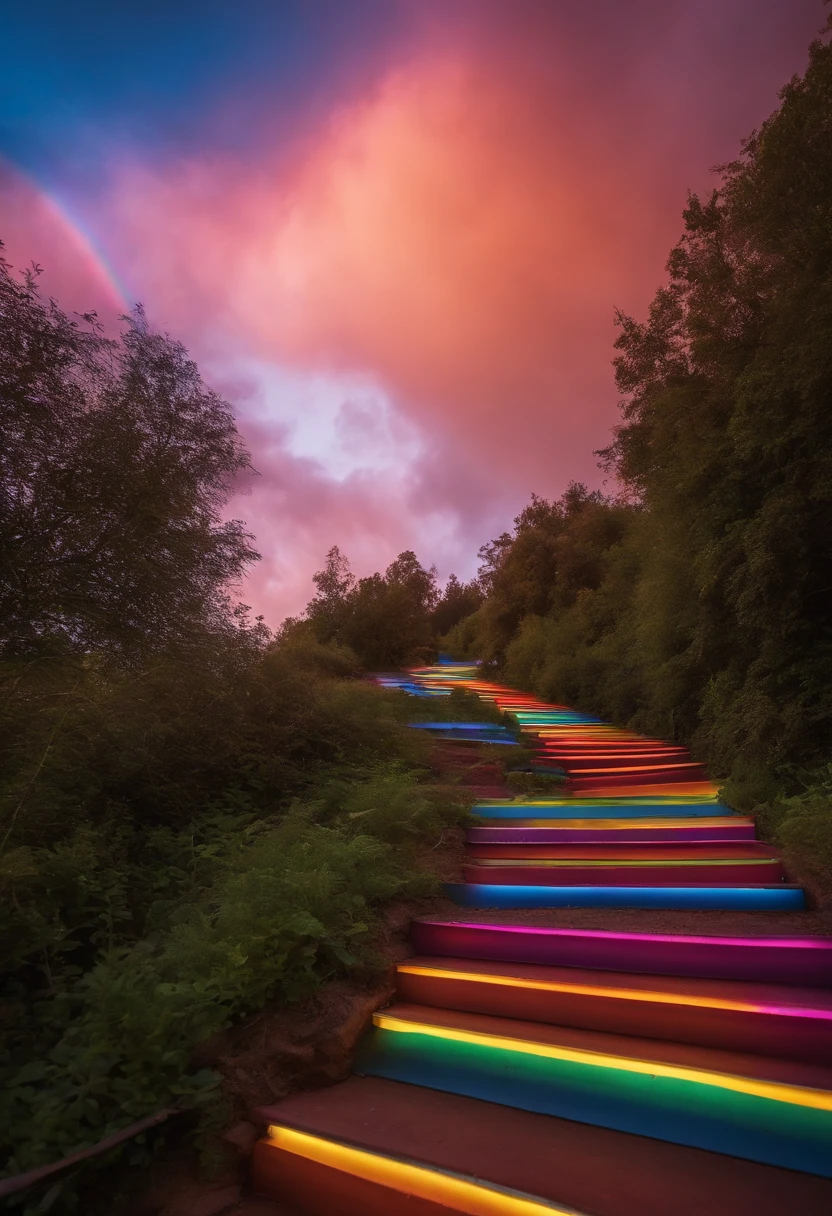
599,28,832,770
301,548,439,668
464,486,632,664
432,574,484,637
0,254,258,662
306,546,356,643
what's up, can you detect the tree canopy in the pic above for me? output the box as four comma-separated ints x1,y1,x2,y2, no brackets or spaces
0,251,472,1210
300,544,484,669
1,255,257,662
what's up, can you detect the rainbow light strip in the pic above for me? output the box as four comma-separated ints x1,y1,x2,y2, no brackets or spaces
396,963,832,1022
359,1013,832,1175
383,664,714,788
445,883,807,909
468,816,754,828
263,1125,584,1214
471,819,735,829
380,663,810,911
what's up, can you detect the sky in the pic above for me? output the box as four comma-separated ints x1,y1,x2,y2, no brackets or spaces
0,0,825,622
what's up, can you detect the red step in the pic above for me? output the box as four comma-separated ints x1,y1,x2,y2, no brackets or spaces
545,753,692,770
567,764,709,789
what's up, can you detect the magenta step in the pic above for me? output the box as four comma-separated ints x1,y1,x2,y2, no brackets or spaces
409,921,832,987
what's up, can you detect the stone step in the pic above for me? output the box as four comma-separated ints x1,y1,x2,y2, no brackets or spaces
395,955,832,1061
355,1002,832,1176
444,881,806,910
409,920,832,985
252,1075,832,1216
461,857,785,885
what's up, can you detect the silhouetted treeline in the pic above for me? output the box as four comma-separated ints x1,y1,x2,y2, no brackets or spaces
291,544,482,668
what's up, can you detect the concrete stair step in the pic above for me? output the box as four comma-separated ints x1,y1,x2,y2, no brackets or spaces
444,880,806,910
461,858,785,885
252,1075,832,1216
395,954,832,1061
409,920,832,985
355,1002,832,1175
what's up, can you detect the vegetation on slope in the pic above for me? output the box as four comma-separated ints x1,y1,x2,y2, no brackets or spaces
0,256,473,1211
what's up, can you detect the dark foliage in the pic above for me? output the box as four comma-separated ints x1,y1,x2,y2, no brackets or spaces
303,546,441,668
0,260,469,1211
431,573,484,637
0,254,257,663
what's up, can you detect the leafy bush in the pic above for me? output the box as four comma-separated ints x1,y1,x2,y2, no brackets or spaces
747,767,832,878
1,774,467,1209
0,243,475,1212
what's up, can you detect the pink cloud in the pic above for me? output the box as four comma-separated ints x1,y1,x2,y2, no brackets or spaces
95,3,821,619
229,417,461,621
108,54,644,488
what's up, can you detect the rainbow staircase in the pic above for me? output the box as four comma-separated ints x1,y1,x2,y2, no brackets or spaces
252,664,832,1215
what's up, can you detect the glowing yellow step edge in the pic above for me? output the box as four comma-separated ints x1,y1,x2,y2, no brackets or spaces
373,1013,832,1112
397,963,829,1019
265,1125,586,1215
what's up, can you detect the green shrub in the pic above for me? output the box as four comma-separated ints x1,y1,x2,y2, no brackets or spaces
1,777,467,1209
750,766,832,875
